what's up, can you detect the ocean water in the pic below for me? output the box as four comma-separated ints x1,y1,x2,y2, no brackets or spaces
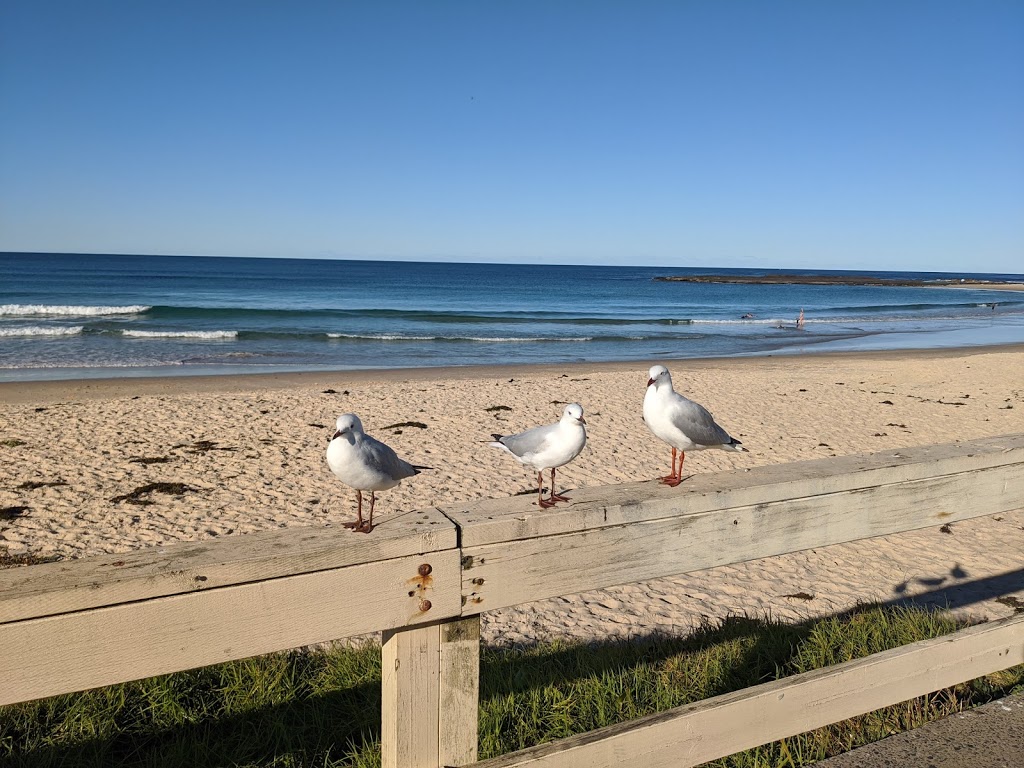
2,252,1024,381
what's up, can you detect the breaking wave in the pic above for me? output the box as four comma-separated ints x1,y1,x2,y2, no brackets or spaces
326,333,594,342
121,330,238,339
0,325,84,337
0,304,151,317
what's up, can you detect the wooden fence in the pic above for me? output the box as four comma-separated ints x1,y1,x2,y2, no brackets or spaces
3,433,1024,767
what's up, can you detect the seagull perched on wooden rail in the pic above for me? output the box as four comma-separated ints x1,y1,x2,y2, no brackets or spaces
643,365,747,486
489,403,588,508
326,413,428,533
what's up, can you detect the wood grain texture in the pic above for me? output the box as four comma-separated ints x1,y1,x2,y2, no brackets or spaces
471,613,1024,768
460,462,1024,612
0,507,455,623
439,617,481,767
0,549,461,707
443,434,1024,546
382,622,442,768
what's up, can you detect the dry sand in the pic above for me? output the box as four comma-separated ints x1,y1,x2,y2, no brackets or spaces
2,347,1023,647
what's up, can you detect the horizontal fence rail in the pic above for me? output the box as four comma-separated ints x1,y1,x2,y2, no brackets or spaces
473,614,1024,768
1,434,1023,767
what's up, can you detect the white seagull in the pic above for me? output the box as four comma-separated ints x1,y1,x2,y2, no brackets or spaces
643,365,747,486
489,403,588,508
326,413,428,533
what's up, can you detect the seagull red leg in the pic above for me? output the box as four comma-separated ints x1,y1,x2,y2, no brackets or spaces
344,490,364,530
666,451,685,487
357,491,376,534
550,467,571,503
659,447,678,484
537,470,555,508
662,449,684,487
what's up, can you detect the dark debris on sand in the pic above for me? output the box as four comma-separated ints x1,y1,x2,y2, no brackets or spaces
381,421,428,430
172,440,237,454
782,592,815,601
111,483,200,506
17,480,68,490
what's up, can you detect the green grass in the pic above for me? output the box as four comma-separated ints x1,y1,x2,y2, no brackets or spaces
1,605,1021,768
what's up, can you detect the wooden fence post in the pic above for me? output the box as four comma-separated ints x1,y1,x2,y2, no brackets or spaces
382,616,480,768
439,616,481,767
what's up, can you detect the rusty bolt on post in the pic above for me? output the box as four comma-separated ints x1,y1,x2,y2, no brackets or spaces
419,599,432,612
418,563,432,576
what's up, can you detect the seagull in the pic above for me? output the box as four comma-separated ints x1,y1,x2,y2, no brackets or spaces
325,413,428,533
643,365,747,486
489,403,587,508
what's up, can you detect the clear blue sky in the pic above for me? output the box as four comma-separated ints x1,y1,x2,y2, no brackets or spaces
1,1,1022,272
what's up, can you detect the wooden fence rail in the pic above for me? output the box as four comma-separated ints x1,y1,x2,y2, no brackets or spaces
2,433,1023,767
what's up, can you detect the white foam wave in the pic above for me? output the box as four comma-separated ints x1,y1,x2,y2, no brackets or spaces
688,318,790,325
327,333,435,341
327,333,592,342
0,360,183,370
0,325,84,337
0,304,151,317
122,330,237,339
465,336,593,342
689,316,913,325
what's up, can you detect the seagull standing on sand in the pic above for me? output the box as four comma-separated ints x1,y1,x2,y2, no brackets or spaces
643,365,747,486
326,413,427,533
489,403,587,508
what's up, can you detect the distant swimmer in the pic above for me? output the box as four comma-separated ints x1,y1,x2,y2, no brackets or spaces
740,313,756,319
796,308,805,330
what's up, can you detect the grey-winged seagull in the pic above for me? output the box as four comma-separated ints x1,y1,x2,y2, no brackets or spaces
643,365,747,486
326,413,428,533
489,403,587,508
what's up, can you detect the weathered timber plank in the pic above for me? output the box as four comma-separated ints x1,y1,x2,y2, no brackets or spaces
382,622,442,768
380,616,481,768
0,507,455,623
0,549,461,707
442,434,1024,546
439,617,481,767
471,613,1024,768
460,462,1024,612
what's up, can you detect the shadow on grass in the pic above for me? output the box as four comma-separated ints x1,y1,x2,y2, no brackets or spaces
0,648,383,768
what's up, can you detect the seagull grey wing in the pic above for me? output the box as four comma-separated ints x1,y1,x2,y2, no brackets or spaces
671,399,736,446
499,423,555,459
362,436,418,481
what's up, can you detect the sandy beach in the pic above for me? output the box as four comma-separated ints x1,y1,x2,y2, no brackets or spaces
2,346,1023,647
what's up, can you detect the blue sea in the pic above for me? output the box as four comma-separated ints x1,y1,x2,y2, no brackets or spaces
2,253,1024,382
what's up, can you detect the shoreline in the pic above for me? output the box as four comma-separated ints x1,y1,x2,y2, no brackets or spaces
4,342,1024,405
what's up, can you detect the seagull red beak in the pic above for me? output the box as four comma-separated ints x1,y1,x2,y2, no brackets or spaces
331,430,341,440
647,378,655,387
579,416,587,425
